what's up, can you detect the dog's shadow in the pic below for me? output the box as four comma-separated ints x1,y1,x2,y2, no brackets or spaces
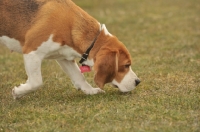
15,87,134,106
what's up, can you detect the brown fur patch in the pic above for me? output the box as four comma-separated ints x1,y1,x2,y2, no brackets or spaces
0,0,100,54
0,0,43,44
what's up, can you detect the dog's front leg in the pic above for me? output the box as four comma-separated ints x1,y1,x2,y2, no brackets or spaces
56,59,105,95
12,53,43,99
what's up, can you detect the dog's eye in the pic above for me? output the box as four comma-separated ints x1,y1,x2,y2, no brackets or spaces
125,64,131,68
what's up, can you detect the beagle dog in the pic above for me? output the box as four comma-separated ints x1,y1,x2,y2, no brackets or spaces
0,0,140,99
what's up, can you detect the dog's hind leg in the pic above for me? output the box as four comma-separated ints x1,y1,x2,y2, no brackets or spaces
56,59,105,95
12,53,43,99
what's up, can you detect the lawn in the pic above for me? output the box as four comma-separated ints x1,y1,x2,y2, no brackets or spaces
0,0,199,131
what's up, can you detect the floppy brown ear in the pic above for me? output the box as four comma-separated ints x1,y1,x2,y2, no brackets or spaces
93,49,118,89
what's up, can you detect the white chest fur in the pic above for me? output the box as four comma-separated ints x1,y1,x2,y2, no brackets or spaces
44,45,82,60
0,34,81,61
30,34,81,61
0,36,22,53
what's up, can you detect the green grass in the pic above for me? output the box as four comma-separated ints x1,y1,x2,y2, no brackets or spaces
0,0,200,131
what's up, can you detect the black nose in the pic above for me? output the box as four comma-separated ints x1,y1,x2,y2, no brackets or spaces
135,79,141,86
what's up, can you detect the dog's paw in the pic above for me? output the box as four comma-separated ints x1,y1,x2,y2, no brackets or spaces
12,87,23,100
82,88,105,95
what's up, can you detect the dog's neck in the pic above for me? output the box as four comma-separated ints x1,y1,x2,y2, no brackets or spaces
81,24,113,66
79,24,103,65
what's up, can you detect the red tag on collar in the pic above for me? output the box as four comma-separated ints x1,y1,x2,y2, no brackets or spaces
80,65,91,73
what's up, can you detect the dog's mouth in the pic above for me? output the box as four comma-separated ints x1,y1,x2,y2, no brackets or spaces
112,84,118,88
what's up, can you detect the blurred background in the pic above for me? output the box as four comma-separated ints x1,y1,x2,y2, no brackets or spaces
0,0,199,131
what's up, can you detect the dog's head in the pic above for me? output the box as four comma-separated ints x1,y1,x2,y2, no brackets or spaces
93,36,140,92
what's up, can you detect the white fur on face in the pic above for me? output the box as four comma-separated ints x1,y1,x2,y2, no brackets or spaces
112,67,139,92
0,36,22,53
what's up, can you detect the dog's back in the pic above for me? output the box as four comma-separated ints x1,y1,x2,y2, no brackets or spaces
0,0,98,50
0,0,43,39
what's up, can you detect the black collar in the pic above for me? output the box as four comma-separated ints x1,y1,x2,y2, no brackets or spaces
79,24,102,64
